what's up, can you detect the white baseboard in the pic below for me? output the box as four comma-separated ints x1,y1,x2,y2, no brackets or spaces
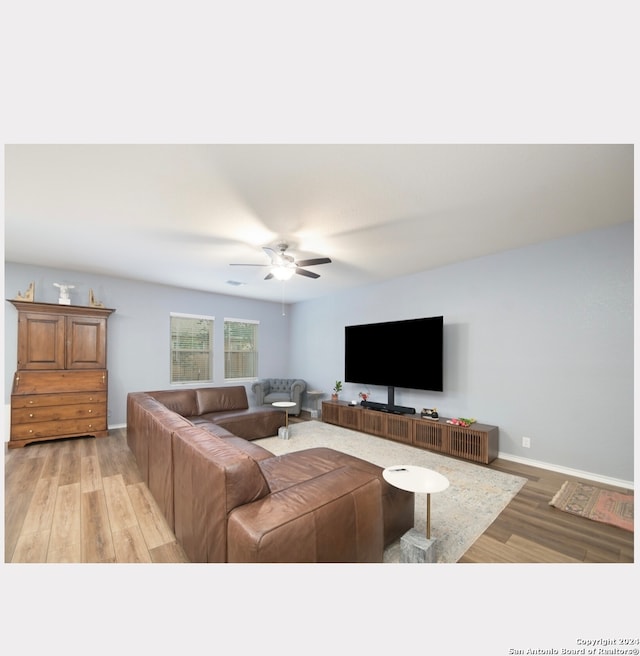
498,451,634,490
108,422,126,430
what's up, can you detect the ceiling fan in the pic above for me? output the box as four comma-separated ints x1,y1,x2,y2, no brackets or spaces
230,242,332,281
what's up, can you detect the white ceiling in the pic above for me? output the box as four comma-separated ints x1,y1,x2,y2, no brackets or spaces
4,144,633,304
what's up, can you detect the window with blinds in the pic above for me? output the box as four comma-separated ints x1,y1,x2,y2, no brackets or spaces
224,318,259,380
170,313,214,383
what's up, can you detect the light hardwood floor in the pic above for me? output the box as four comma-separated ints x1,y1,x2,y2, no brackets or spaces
5,427,188,563
458,458,633,563
4,418,634,563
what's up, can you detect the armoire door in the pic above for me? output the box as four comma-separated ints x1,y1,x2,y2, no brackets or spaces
66,316,107,369
17,312,66,370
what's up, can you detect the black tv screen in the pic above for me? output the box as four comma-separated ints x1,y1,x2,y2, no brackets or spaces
344,316,443,392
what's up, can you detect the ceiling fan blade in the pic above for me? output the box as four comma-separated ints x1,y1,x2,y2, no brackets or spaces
294,257,332,267
264,272,275,280
262,247,278,260
295,268,320,279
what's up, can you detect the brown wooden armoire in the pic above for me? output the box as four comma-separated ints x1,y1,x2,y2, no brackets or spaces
8,300,115,448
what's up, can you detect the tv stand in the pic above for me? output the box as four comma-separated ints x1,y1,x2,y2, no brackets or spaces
322,400,498,464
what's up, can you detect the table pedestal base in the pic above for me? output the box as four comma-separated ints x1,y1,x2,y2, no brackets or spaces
400,528,437,563
278,426,290,440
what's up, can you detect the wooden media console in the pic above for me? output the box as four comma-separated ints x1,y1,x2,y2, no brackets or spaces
322,400,498,464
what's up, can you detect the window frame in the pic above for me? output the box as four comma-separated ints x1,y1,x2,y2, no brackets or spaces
169,312,215,385
223,317,259,382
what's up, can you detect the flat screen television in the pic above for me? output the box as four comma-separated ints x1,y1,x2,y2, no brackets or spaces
344,316,443,414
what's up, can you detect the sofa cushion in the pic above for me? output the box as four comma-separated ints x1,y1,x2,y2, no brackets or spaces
190,419,236,438
204,408,283,441
264,392,291,403
173,426,270,511
196,420,275,460
196,386,249,414
221,436,275,462
259,447,340,492
126,392,194,530
171,426,271,562
148,389,198,417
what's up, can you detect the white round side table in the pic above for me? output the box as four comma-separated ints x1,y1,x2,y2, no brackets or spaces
272,401,297,439
383,465,449,539
306,390,324,418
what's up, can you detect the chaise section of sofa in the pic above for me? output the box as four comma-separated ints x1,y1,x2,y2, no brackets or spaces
227,467,383,563
259,447,414,548
172,425,383,562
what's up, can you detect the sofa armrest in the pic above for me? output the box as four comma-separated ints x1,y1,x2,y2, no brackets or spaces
251,380,269,405
288,380,306,413
226,467,383,563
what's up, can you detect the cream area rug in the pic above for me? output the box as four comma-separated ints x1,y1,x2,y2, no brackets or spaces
256,420,527,563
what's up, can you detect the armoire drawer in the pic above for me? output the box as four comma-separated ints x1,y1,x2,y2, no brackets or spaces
10,416,108,440
11,401,106,424
11,391,107,409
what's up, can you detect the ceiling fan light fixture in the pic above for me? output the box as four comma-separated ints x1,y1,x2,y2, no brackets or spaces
272,263,295,280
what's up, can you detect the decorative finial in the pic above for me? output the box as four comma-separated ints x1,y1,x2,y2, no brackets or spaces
89,288,105,308
14,282,35,302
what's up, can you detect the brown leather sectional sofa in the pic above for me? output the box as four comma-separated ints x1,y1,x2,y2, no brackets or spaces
126,385,414,563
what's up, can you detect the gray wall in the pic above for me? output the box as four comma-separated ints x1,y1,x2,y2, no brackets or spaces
4,265,291,426
288,222,634,483
4,222,634,483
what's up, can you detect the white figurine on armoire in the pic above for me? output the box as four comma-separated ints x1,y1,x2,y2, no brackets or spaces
53,282,75,305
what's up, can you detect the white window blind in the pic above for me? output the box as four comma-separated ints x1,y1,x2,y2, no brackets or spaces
170,313,214,383
224,318,258,380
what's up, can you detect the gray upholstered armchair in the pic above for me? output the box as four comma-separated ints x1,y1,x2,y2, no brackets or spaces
251,378,306,416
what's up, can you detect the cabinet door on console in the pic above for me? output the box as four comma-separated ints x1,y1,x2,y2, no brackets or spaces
66,316,107,369
18,312,66,370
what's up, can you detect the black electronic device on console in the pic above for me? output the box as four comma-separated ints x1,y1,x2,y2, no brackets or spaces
361,399,416,415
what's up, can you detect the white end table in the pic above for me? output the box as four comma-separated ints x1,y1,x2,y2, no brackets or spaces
383,465,449,539
306,390,324,418
272,401,297,439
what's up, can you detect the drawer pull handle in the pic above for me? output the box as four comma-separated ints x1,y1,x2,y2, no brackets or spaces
29,400,34,404
88,409,92,413
29,413,34,418
28,429,33,433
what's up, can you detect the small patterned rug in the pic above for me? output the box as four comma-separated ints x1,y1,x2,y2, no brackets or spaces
549,481,634,532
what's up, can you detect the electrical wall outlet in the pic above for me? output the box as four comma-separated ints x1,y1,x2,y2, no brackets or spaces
522,436,531,448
